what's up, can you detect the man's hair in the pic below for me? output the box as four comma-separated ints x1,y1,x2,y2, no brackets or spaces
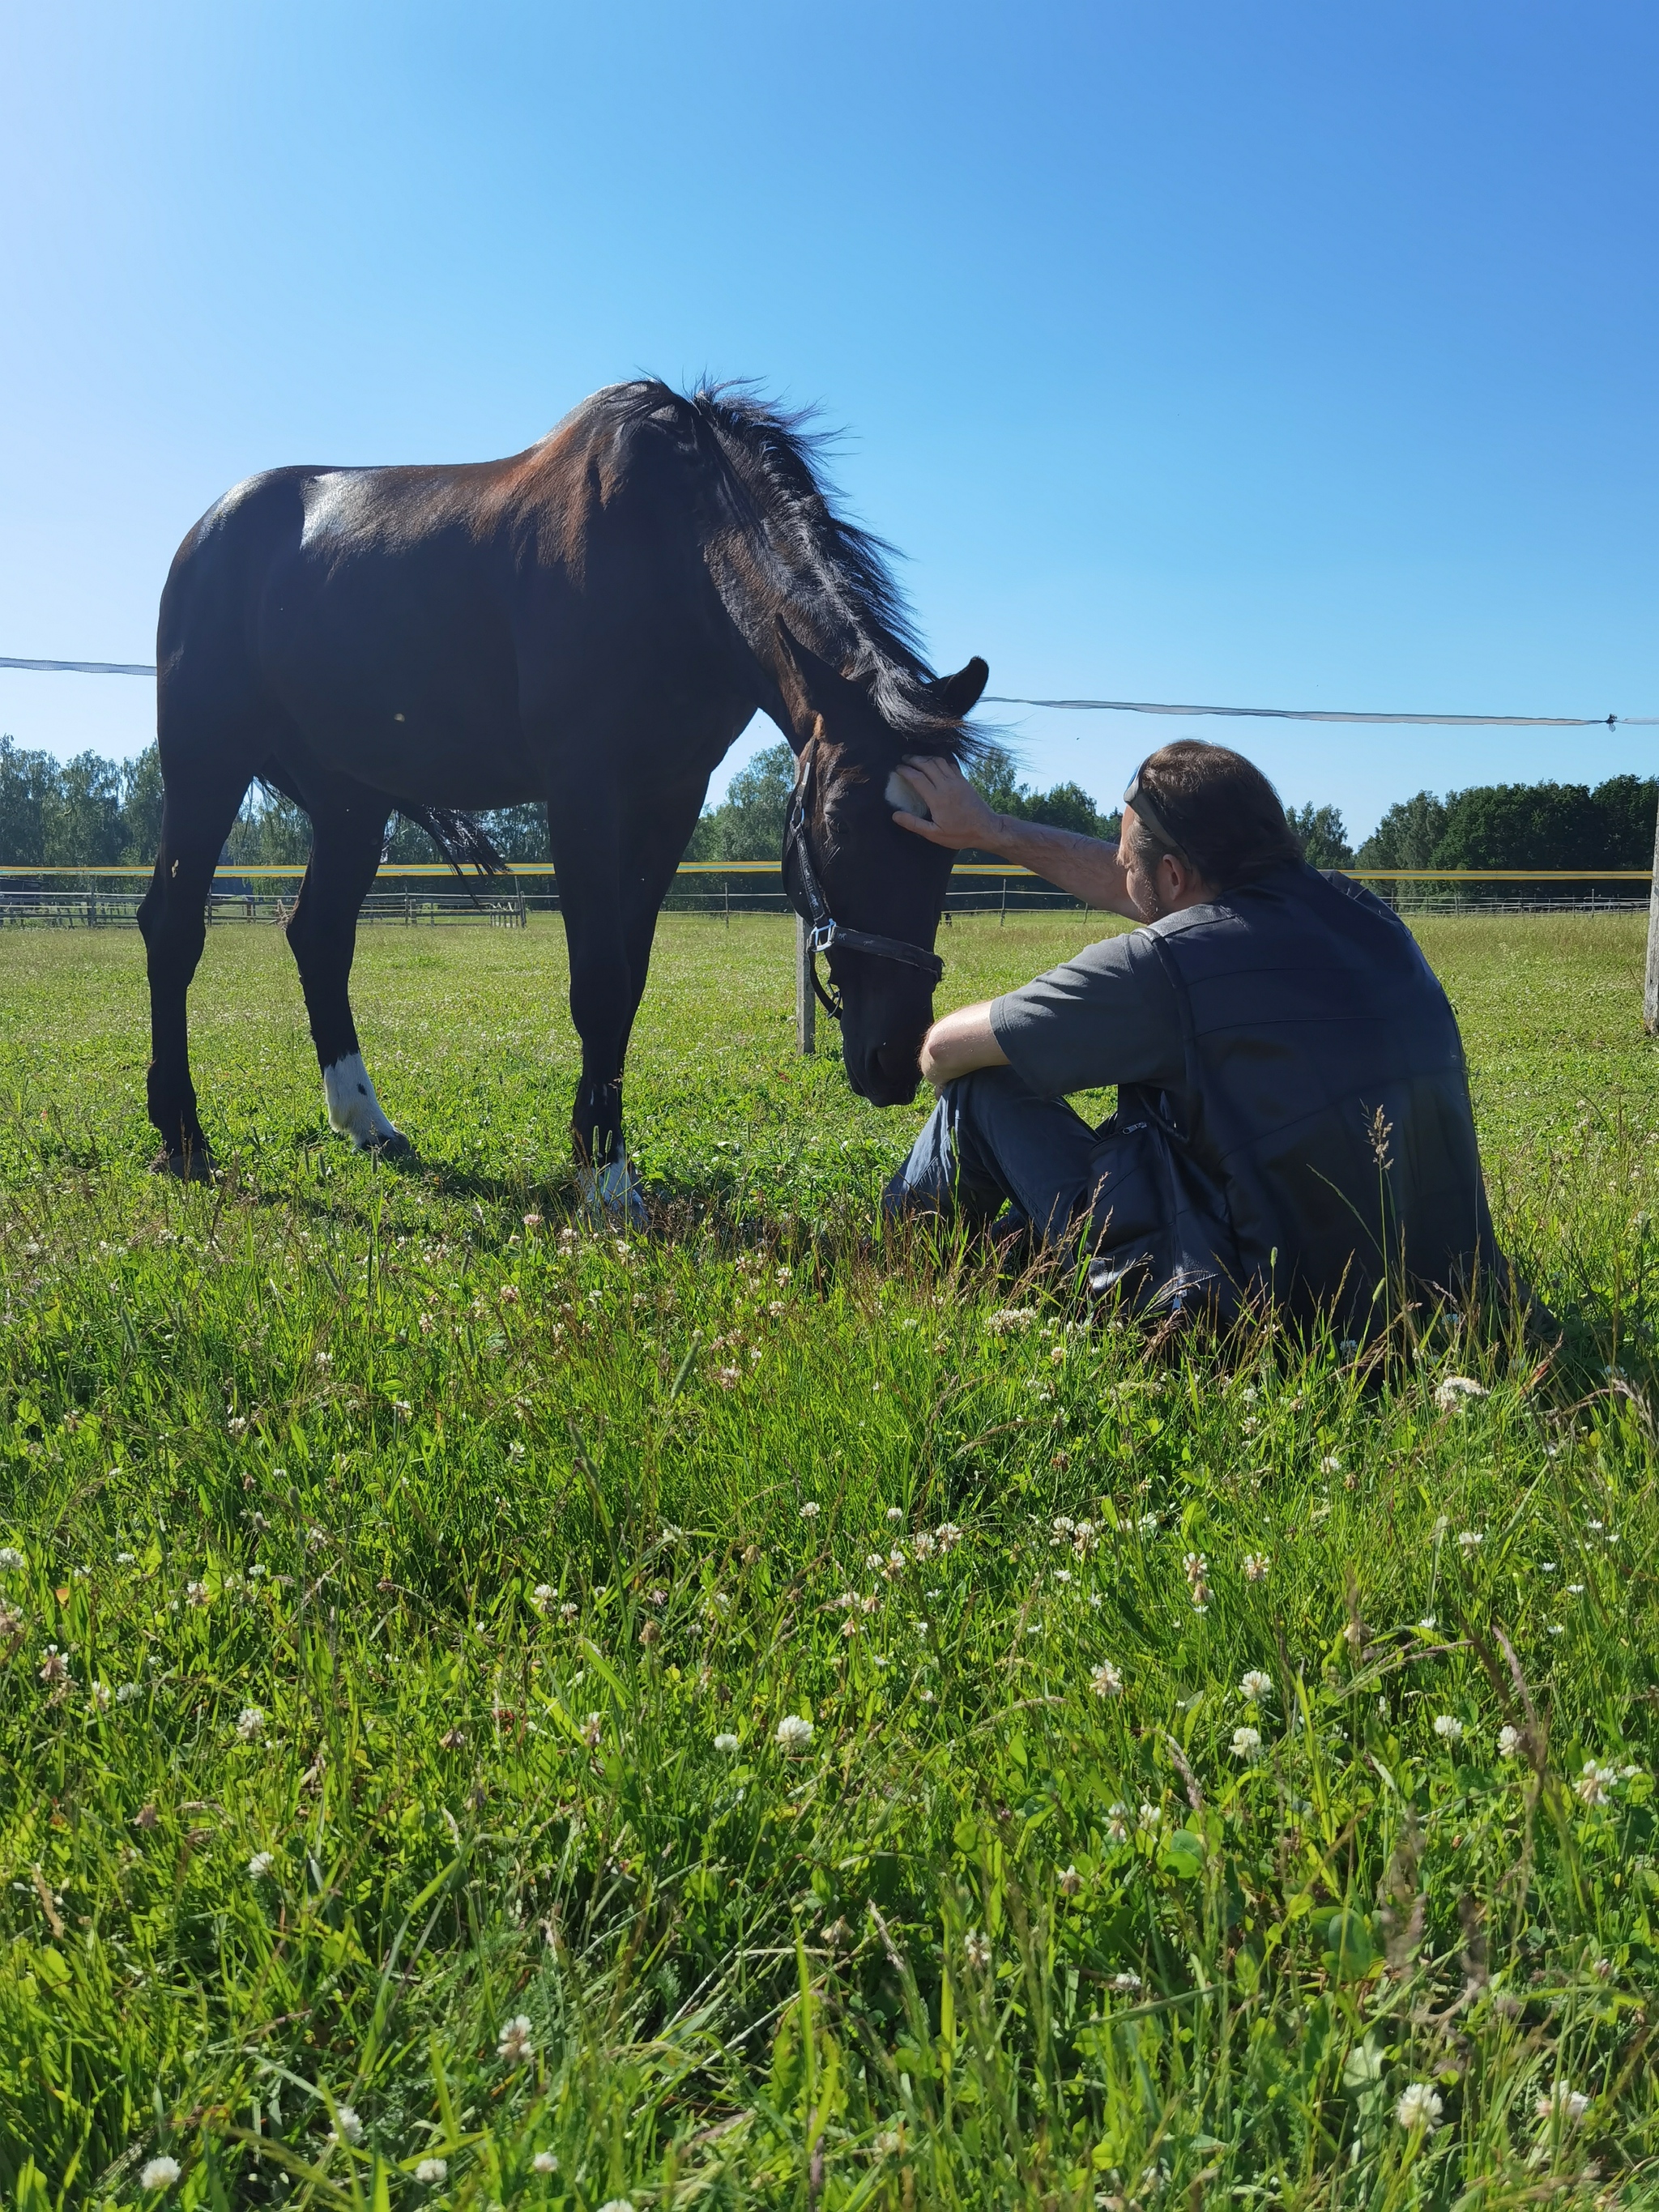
1124,739,1302,889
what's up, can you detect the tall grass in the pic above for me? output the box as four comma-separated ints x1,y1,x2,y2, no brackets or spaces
0,914,1654,2207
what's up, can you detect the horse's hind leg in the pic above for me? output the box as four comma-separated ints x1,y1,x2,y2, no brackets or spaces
283,783,407,1153
137,768,251,1173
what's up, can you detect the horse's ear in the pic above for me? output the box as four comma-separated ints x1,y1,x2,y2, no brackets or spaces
936,656,989,718
773,616,854,744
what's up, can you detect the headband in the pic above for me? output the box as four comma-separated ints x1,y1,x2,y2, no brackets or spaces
1122,765,1193,867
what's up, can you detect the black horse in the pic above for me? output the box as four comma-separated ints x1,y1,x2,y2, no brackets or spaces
140,380,987,1200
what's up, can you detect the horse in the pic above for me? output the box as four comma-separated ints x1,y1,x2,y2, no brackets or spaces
139,380,988,1203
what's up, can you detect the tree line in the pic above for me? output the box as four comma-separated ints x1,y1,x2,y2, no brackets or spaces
2,731,1653,880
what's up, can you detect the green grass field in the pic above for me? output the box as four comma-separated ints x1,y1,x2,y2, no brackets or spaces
1,910,1656,2210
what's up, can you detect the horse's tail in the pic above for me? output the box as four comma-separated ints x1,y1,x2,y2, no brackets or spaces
394,805,509,882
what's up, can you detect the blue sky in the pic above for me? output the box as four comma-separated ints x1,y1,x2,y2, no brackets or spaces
2,2,1654,842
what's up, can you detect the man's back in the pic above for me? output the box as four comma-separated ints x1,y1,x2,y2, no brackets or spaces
1145,862,1499,1323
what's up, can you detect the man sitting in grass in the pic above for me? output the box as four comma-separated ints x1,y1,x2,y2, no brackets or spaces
885,737,1503,1328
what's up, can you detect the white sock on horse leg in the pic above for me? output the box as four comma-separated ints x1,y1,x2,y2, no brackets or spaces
322,1052,403,1149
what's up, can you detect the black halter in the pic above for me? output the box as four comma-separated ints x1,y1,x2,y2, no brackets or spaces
783,752,945,1021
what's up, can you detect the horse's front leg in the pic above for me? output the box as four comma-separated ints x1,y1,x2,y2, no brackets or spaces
548,786,642,1218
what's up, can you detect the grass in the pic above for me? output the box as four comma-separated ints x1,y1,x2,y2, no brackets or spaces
0,908,1656,2210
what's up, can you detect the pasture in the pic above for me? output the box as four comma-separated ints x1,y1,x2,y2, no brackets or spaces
0,910,1656,2208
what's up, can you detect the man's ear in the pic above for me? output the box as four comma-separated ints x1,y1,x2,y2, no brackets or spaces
936,655,989,719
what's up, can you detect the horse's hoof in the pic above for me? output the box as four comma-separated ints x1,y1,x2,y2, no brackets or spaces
151,1145,215,1183
369,1130,415,1161
577,1160,648,1228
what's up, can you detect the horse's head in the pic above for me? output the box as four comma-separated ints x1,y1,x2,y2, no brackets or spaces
774,623,988,1106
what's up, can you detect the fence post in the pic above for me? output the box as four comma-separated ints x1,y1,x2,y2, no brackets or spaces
1645,791,1659,1035
795,914,816,1056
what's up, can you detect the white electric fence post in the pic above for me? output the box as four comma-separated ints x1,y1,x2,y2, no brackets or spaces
1645,789,1659,1035
795,914,816,1055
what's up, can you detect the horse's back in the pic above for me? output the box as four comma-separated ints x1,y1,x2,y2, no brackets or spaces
155,392,720,802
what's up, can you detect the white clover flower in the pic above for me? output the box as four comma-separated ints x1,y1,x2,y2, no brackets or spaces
776,1713,813,1753
1138,1801,1161,1830
559,1601,578,1621
334,2104,364,2146
38,1646,69,1686
497,2014,535,2063
1434,1375,1487,1412
1090,1660,1124,1697
1319,1454,1341,1475
416,2157,448,2183
116,1552,137,1565
117,1682,143,1704
1111,1970,1142,1993
595,2201,635,2212
1418,1614,1438,1631
1242,1552,1269,1583
139,2155,182,2190
236,1706,266,1741
873,2129,902,2156
1106,1802,1130,1843
532,2150,559,2173
1395,2081,1443,2132
985,1307,1037,1335
964,1929,992,1969
1230,1726,1262,1761
864,1553,884,1571
798,1501,820,1519
885,1505,903,1522
248,1851,275,1880
1535,2083,1590,2125
88,1680,112,1711
1576,1759,1618,1807
1239,1669,1273,1702
714,1732,740,1753
580,1712,602,1749
185,1579,210,1609
0,1548,23,1571
1496,1725,1522,1759
935,1523,963,1549
1058,1864,1082,1896
1433,1714,1465,1743
530,1583,555,1613
1456,1529,1484,1554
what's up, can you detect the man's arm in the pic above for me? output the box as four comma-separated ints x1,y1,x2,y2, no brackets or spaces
891,754,1139,917
918,1001,1008,1089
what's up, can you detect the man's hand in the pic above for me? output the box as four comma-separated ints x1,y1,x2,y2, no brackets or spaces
893,752,1137,915
889,755,1004,850
919,1002,1009,1091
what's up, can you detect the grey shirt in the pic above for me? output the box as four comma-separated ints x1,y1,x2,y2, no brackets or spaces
989,924,1185,1102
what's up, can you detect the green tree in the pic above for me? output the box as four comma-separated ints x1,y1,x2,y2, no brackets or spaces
0,737,54,864
1433,781,1603,872
684,742,796,862
1286,801,1354,869
45,752,126,866
1354,791,1448,870
1586,774,1659,866
118,746,166,863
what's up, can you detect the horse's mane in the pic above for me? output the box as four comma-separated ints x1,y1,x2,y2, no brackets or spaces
601,379,980,758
